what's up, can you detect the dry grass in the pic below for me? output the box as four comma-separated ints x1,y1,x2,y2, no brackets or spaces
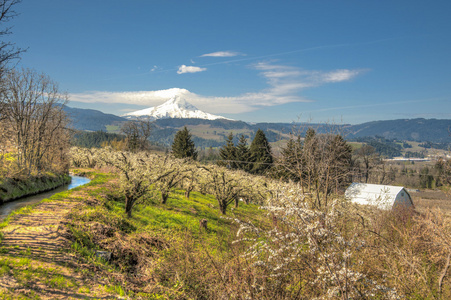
410,189,451,216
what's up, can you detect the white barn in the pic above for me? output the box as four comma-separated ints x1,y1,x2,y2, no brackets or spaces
345,183,414,210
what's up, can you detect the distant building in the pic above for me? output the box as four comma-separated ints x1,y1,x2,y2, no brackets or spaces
345,183,414,210
384,157,430,162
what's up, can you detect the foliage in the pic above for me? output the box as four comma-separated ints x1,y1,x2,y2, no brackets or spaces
218,132,236,169
278,135,303,181
171,126,198,160
235,134,251,172
419,141,451,150
348,118,451,143
353,136,403,158
249,129,273,175
436,157,451,186
71,130,126,149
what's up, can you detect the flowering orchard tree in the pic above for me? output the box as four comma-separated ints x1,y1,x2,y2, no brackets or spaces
179,163,202,200
153,155,185,204
70,147,99,168
233,182,399,299
201,165,246,215
233,171,267,207
97,148,173,217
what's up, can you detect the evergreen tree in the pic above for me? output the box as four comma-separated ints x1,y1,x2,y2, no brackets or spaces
326,134,353,193
171,126,198,160
249,129,273,175
303,128,318,191
218,132,236,168
280,135,303,181
235,134,250,172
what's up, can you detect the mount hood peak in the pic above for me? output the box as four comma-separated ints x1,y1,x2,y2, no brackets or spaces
123,96,230,120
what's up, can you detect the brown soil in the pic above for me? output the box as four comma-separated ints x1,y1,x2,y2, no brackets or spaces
0,189,121,298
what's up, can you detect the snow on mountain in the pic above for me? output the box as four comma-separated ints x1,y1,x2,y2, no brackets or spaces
123,96,230,120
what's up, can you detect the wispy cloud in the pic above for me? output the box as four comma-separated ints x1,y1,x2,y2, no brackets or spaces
200,51,243,57
71,62,365,115
177,65,207,74
246,61,365,106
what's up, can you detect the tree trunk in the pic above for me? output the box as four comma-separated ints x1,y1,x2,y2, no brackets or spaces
185,190,190,200
161,193,169,204
125,196,134,218
234,196,239,208
219,201,227,215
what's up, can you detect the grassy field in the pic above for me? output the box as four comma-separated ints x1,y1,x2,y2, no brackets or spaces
411,187,451,216
1,165,450,298
0,172,124,299
2,168,267,298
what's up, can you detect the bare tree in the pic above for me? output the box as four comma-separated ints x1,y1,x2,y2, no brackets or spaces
278,127,352,208
120,119,153,152
0,68,70,174
354,144,379,183
0,0,24,76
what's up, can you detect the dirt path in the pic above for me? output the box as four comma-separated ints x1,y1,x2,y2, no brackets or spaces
0,189,121,299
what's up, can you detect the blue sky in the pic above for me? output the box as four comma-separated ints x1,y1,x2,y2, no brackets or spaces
8,0,451,124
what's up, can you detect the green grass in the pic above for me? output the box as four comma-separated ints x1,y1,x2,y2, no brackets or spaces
1,169,267,298
0,173,71,202
105,125,121,133
61,169,269,297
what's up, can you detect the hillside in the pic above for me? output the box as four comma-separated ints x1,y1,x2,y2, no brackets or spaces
65,106,451,146
346,118,451,143
64,106,127,131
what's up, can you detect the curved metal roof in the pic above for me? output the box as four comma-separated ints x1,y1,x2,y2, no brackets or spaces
345,183,412,210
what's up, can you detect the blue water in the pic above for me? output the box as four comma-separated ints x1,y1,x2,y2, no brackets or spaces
0,175,91,220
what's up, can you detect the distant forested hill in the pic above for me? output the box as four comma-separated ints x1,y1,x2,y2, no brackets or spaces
64,106,126,131
345,118,451,143
65,106,451,146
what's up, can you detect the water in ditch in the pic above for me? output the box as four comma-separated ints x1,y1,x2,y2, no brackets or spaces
0,175,91,220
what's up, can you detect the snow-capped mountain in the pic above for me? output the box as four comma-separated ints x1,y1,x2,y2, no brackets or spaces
123,96,230,120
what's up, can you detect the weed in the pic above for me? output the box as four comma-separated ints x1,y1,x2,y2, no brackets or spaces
105,284,126,297
77,286,90,294
45,275,76,289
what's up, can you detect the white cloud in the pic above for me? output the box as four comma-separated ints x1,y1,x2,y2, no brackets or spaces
321,69,362,82
177,65,207,74
70,62,365,115
200,51,243,57
150,65,158,72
